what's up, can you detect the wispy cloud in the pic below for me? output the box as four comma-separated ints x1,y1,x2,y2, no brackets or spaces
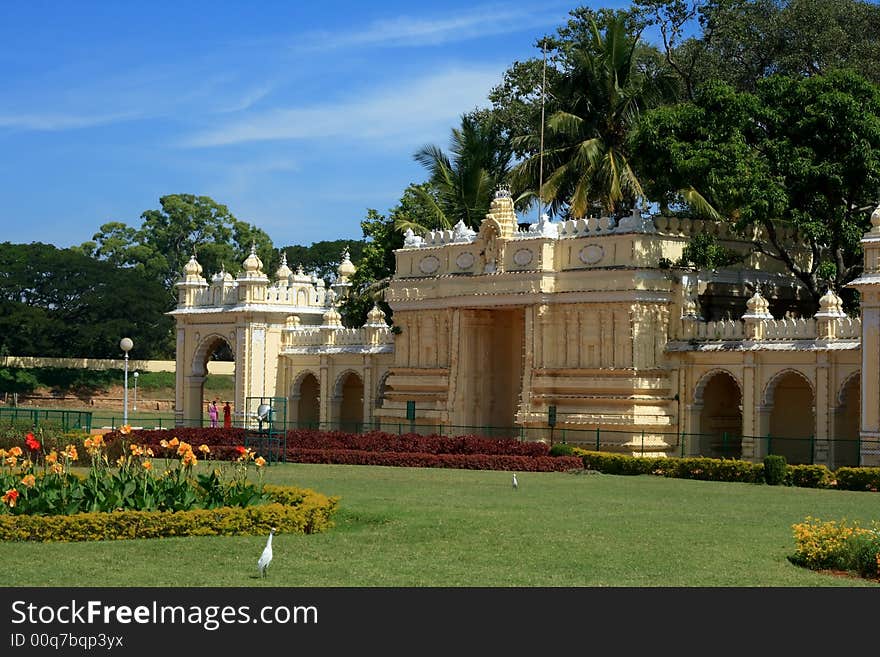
299,2,563,50
182,67,502,148
0,110,141,131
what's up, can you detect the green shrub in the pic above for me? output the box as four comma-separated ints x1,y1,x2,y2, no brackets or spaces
763,455,788,485
787,464,834,489
0,486,339,542
549,443,576,457
834,467,880,492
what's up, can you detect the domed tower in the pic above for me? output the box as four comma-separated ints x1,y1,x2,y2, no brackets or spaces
331,248,356,302
175,254,208,307
274,252,293,287
237,243,269,303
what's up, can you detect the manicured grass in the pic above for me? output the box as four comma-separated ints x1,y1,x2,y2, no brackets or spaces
0,463,877,587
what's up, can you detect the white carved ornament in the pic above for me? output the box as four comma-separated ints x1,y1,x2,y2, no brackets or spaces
578,244,604,265
513,248,534,266
419,255,441,275
455,252,475,270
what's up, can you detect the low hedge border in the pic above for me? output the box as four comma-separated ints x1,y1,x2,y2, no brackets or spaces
0,485,339,543
576,450,880,491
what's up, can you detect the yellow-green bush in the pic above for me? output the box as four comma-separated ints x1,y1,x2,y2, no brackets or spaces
790,516,880,579
0,486,339,542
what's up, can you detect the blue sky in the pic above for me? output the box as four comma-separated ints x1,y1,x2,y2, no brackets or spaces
0,1,623,250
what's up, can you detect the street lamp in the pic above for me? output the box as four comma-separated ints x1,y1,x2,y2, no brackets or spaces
133,371,139,412
120,337,133,426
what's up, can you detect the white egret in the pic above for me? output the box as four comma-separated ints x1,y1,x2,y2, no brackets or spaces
258,527,276,577
512,473,518,490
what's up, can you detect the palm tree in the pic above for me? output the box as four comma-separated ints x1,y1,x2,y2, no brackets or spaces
395,112,514,235
512,15,678,219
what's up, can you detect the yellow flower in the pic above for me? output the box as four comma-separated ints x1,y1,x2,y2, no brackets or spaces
50,463,64,475
20,474,36,488
45,451,58,465
116,455,126,467
120,424,132,435
176,441,191,456
4,456,17,468
64,445,78,461
254,456,266,468
160,439,169,448
145,447,154,457
143,460,153,471
198,444,210,455
0,449,6,458
130,444,143,456
181,451,197,467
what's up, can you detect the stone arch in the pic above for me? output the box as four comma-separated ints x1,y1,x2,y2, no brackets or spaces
763,369,815,465
290,370,320,429
692,369,743,459
833,371,861,468
333,370,364,432
187,333,235,427
375,370,391,409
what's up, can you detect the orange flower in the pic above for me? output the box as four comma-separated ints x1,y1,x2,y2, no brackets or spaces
50,463,64,475
176,441,191,456
84,437,93,449
2,488,19,507
198,444,210,455
8,446,22,458
20,474,36,488
169,438,179,447
159,439,169,448
254,456,266,468
92,434,105,447
181,451,197,467
4,456,17,468
45,451,58,465
145,447,154,457
143,460,153,471
120,425,132,435
64,445,78,461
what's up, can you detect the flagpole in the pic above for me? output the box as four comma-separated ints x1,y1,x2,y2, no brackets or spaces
538,38,547,222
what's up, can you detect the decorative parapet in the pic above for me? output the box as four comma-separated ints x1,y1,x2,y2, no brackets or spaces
672,314,861,344
282,325,393,351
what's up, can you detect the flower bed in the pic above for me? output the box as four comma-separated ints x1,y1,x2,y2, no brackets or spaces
790,516,880,581
0,428,339,542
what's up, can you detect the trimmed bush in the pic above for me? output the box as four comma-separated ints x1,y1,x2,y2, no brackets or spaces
834,467,880,492
763,455,788,485
549,443,576,457
786,464,834,489
0,485,338,542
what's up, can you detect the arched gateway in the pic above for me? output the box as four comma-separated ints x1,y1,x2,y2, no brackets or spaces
170,192,880,467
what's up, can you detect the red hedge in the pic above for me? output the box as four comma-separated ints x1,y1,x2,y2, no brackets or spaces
103,427,577,473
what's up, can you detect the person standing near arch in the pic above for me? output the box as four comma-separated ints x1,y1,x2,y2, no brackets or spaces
208,399,219,428
223,401,232,429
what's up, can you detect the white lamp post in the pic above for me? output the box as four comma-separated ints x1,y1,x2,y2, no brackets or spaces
133,371,139,412
120,337,133,426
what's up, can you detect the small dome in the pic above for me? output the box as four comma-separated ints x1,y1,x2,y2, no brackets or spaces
275,252,292,282
871,204,880,231
366,304,386,326
745,290,770,316
183,254,203,277
815,288,844,318
337,248,356,280
242,243,263,274
322,307,342,327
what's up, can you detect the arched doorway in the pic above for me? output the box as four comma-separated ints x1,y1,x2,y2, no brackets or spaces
833,373,860,468
336,372,364,432
294,373,320,429
766,370,815,464
188,335,236,428
694,370,743,458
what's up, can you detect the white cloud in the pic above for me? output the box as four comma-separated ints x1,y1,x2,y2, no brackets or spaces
0,110,140,131
300,2,564,50
183,67,503,148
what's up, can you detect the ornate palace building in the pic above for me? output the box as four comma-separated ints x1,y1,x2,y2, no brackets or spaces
170,189,880,467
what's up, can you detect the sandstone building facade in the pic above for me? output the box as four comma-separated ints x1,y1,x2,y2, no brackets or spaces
170,189,880,467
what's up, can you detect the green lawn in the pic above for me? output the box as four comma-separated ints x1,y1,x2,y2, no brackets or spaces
1,463,877,587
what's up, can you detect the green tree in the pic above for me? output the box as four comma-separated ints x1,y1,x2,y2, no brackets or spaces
511,13,678,218
0,243,174,358
396,112,514,235
639,0,880,96
633,70,880,307
77,194,275,295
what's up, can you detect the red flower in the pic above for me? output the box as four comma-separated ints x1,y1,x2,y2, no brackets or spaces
25,433,41,451
235,446,247,455
2,488,19,507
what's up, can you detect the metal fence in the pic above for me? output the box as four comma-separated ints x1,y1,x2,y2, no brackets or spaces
0,407,92,433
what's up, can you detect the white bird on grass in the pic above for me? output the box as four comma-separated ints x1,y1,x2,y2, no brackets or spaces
258,527,276,578
512,473,518,490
